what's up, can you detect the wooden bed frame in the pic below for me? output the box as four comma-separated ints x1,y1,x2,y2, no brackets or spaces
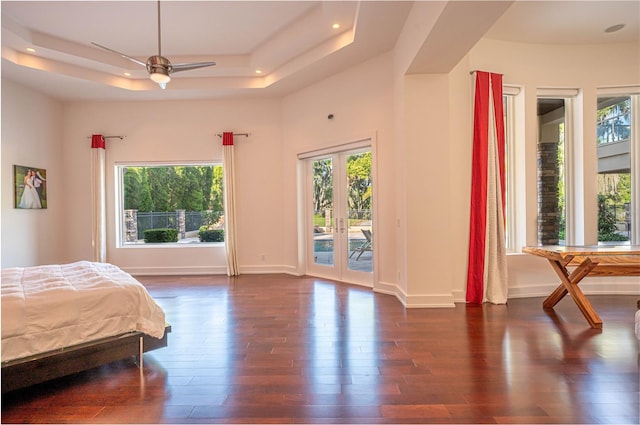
1,325,170,394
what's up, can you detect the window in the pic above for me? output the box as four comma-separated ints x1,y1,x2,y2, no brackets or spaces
507,88,637,251
536,97,568,245
503,86,521,252
596,96,634,245
116,163,224,246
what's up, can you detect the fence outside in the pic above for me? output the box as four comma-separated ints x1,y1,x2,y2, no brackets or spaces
124,210,222,242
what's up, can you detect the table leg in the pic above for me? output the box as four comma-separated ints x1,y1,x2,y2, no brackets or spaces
542,257,603,329
543,282,568,309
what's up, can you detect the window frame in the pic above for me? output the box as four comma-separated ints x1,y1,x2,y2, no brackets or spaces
535,89,579,245
114,161,224,248
595,89,639,245
503,84,523,253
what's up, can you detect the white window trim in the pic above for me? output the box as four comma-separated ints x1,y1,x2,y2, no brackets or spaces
593,90,638,245
631,95,639,245
536,89,581,246
504,93,517,252
504,86,528,253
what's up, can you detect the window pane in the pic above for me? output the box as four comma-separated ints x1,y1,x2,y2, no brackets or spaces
537,98,566,245
312,158,334,266
346,151,372,272
597,96,631,245
504,95,512,250
119,164,224,245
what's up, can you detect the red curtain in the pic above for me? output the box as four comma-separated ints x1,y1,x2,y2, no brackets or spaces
91,134,107,262
222,132,234,146
91,134,105,149
221,131,239,275
466,71,508,304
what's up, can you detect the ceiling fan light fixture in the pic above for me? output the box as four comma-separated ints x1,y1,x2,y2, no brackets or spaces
147,55,172,87
149,69,171,85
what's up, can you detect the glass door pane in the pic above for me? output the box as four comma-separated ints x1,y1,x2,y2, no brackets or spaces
346,151,372,273
305,144,373,287
312,157,334,266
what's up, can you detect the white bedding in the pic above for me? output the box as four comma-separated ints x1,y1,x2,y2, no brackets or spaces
1,261,166,363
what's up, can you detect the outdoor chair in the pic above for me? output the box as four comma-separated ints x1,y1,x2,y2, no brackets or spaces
349,229,372,261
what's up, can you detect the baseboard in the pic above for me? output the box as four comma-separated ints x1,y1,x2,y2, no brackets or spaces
126,267,638,302
127,264,300,277
508,279,640,299
241,265,301,275
374,281,405,305
373,280,638,306
374,281,455,308
126,265,227,275
452,290,466,303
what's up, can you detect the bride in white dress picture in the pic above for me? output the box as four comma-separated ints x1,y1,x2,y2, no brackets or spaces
18,170,42,209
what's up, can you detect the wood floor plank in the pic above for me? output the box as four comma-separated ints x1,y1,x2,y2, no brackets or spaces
2,274,638,424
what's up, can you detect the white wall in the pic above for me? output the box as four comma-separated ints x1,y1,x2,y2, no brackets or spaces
1,80,65,267
61,98,284,275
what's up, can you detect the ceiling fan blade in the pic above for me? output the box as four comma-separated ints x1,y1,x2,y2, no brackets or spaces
171,61,217,73
91,42,147,67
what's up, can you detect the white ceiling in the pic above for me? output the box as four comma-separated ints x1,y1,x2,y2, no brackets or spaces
1,1,638,102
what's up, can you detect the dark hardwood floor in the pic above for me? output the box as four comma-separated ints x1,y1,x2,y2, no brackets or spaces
2,274,639,424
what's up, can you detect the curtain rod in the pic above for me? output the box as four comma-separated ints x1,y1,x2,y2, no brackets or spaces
469,70,503,75
86,135,125,140
216,133,249,138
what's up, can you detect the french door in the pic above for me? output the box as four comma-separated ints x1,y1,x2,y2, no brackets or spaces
305,146,373,286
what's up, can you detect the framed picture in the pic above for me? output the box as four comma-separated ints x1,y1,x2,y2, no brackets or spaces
14,165,47,209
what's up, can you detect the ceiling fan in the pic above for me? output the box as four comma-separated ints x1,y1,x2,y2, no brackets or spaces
91,0,216,89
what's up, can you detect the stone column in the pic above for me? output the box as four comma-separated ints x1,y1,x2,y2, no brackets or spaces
124,209,138,242
177,209,186,239
537,141,560,245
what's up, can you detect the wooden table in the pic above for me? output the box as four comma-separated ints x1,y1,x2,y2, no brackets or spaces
523,245,640,328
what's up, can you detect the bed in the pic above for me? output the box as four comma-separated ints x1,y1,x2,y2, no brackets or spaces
1,261,169,393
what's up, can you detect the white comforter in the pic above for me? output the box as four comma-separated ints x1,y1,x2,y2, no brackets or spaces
1,261,166,363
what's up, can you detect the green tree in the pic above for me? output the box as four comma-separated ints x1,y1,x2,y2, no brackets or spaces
210,165,224,213
313,158,333,213
199,166,214,210
146,167,171,211
123,168,142,210
616,174,631,204
346,152,372,219
174,166,204,211
165,167,181,210
138,169,154,212
123,165,223,214
597,98,630,145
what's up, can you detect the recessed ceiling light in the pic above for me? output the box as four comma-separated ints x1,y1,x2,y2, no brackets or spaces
332,23,340,29
124,72,131,77
26,47,36,53
605,24,625,33
255,70,263,74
